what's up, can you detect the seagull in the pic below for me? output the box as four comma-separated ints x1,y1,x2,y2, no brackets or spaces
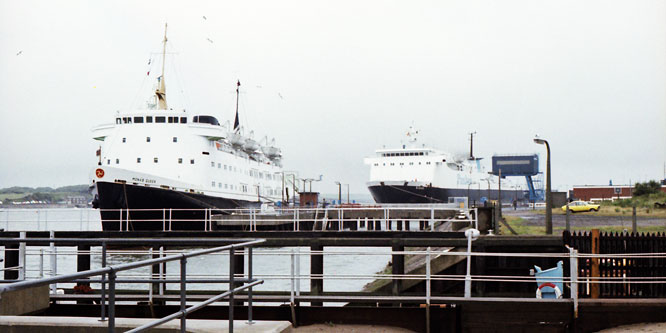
16,51,22,56
278,93,284,100
206,38,214,43
203,16,207,20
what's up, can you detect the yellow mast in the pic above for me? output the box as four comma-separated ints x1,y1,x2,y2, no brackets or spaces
155,23,168,110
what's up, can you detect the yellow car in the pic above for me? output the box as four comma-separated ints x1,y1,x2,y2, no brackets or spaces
562,201,600,213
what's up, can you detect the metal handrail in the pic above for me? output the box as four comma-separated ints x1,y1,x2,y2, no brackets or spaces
0,238,264,333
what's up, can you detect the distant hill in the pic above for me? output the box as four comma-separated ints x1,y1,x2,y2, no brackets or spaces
0,185,91,204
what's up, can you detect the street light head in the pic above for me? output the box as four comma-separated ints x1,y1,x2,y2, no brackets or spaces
533,138,546,145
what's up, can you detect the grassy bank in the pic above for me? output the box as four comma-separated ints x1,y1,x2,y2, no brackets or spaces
499,215,665,235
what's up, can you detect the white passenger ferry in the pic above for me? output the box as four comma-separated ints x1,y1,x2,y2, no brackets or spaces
363,127,524,204
90,25,284,230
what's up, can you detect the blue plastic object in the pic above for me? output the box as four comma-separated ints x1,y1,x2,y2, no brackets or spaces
534,261,563,299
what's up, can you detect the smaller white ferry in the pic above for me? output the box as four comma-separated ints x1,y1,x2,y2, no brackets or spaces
364,127,525,204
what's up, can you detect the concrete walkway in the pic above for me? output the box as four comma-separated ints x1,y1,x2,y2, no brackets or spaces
0,315,292,333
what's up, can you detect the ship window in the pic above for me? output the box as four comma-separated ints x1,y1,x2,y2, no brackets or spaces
218,183,222,188
134,116,144,123
225,184,228,189
178,158,183,164
224,165,227,170
180,117,187,123
217,163,221,168
122,117,128,123
107,159,110,165
190,159,195,164
426,162,431,165
137,158,141,163
146,137,151,142
390,163,395,166
419,162,421,165
409,162,414,165
154,157,158,163
374,163,378,166
156,116,166,123
173,137,177,142
211,162,215,167
122,137,126,143
383,163,385,166
116,118,121,124
168,116,175,123
420,152,424,156
400,163,404,166
116,158,119,164
146,116,153,123
212,181,215,187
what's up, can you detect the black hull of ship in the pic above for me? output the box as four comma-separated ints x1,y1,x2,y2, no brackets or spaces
95,181,255,231
368,184,526,204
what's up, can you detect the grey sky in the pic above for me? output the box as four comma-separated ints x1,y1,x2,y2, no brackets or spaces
1,0,665,195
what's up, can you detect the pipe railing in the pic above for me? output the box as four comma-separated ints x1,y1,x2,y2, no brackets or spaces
0,238,265,333
0,206,479,232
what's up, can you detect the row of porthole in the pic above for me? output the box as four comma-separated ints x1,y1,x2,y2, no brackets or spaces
210,181,281,196
374,162,433,166
122,137,178,143
107,158,195,165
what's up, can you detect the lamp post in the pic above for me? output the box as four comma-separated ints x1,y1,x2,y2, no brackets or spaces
334,181,341,204
534,137,552,234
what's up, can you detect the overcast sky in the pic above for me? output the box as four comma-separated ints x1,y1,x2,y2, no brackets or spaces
1,0,665,195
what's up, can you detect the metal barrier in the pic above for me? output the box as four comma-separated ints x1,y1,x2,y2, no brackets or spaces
8,234,666,331
0,238,264,333
0,206,478,232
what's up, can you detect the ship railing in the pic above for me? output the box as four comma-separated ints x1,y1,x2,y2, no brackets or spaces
1,206,479,232
8,236,666,326
0,237,264,332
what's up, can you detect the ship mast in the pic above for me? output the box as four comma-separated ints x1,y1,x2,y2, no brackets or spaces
468,131,477,160
233,80,241,132
155,23,168,110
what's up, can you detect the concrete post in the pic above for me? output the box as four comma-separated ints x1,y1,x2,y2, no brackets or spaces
565,203,570,232
76,244,91,304
310,243,323,306
392,243,404,297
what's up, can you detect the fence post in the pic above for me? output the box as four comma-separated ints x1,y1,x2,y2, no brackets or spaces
100,242,107,321
49,230,57,294
430,208,435,231
590,229,600,299
566,203,570,232
290,249,297,325
108,269,116,333
426,246,431,333
39,249,44,279
18,232,26,280
247,247,254,325
632,206,637,233
569,247,579,318
229,246,235,333
180,256,187,333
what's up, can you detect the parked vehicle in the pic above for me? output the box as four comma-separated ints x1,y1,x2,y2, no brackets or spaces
561,201,600,213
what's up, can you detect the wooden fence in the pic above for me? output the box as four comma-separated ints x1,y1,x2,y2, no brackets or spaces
563,230,666,298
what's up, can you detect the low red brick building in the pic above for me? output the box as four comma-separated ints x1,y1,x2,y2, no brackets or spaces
573,185,666,201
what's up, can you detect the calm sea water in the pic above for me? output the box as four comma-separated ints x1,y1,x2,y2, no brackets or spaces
1,208,390,294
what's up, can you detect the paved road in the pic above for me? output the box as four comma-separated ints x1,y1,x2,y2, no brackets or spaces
503,208,666,229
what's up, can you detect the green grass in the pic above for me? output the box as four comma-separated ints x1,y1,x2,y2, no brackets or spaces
500,215,666,235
